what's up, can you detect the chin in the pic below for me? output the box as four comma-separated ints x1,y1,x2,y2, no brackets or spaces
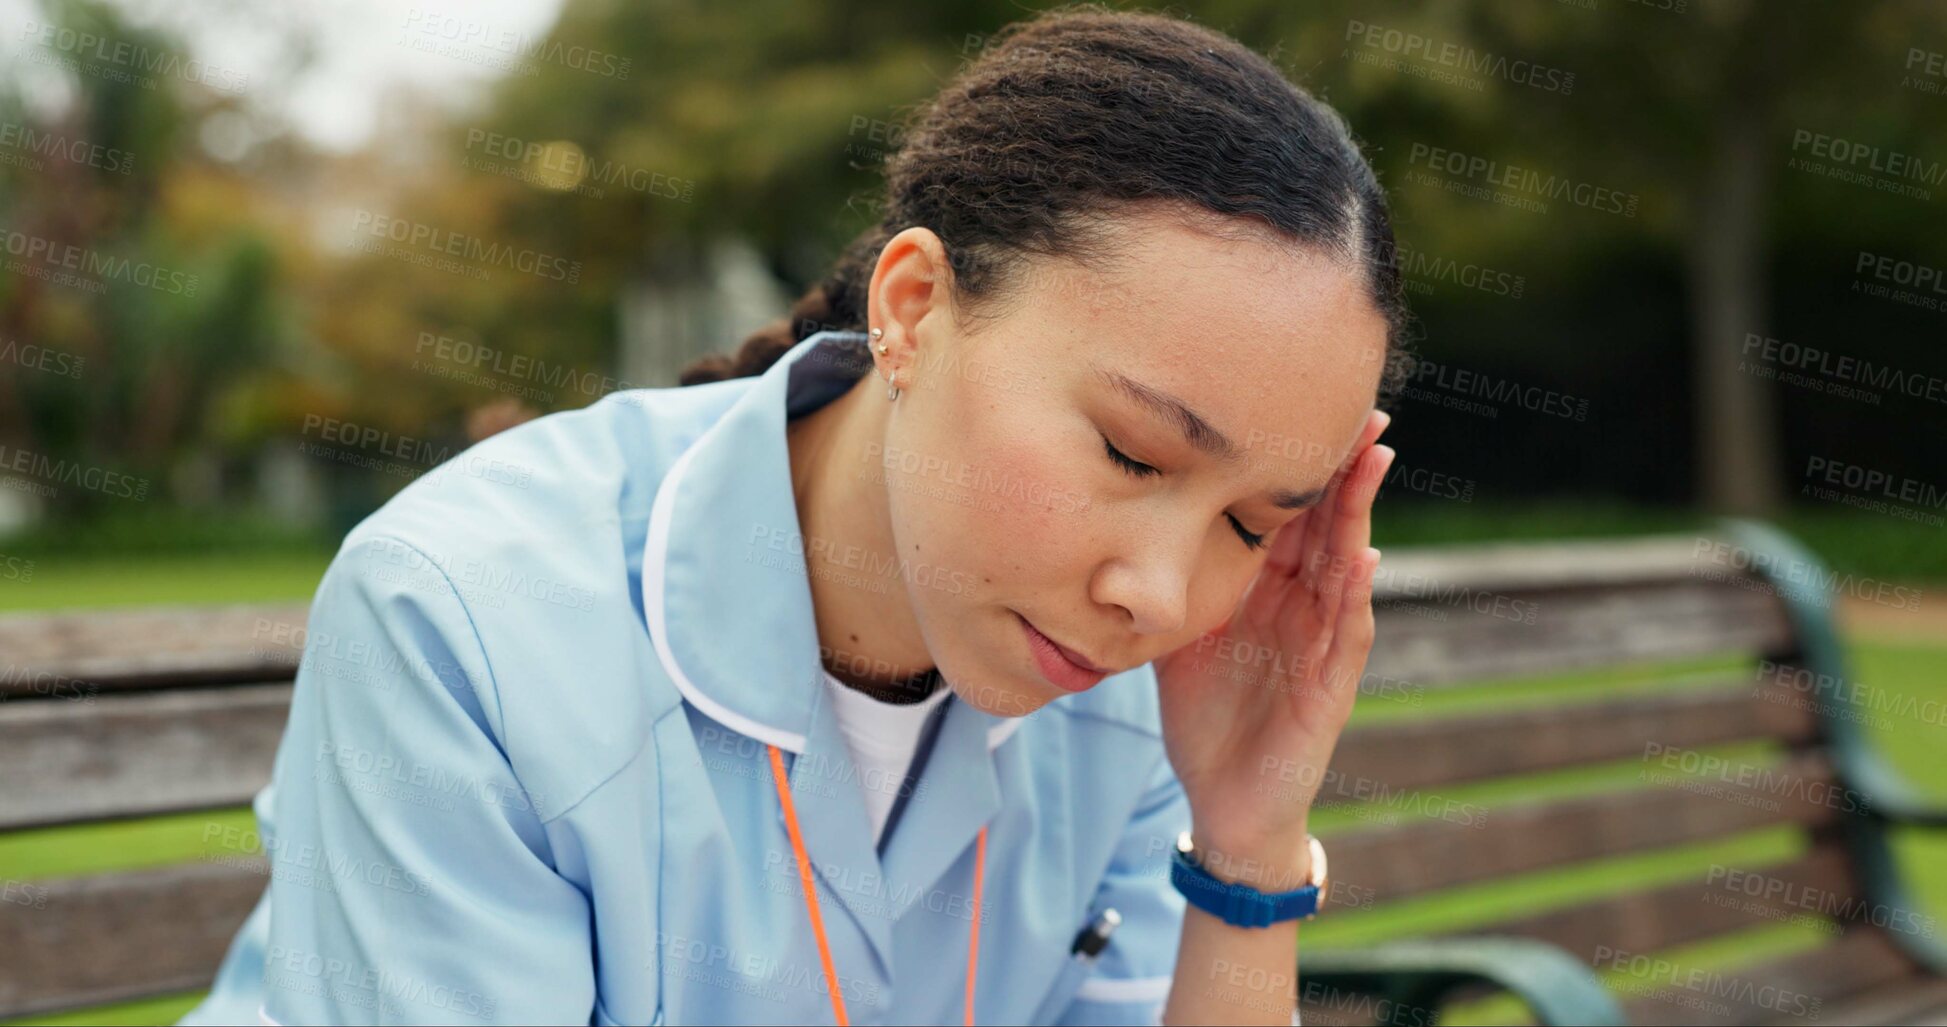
942,662,1054,719
965,685,1054,719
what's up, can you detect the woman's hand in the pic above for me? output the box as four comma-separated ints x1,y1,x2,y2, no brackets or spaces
1153,409,1395,886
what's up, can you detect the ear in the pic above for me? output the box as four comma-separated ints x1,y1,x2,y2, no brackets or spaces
867,227,955,388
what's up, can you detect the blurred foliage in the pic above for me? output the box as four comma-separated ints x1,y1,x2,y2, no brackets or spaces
0,0,1943,568
429,0,1947,512
0,0,299,514
0,506,327,557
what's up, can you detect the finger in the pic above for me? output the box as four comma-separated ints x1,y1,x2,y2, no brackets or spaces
1297,410,1390,593
1289,444,1386,676
1330,443,1392,583
1342,409,1391,479
1238,507,1317,639
1295,476,1340,595
1256,410,1387,613
1259,505,1314,582
1361,408,1394,449
1319,546,1381,725
1280,545,1366,720
1301,541,1352,668
1294,441,1392,632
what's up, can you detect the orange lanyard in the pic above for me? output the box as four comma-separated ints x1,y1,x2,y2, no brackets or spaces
767,744,987,1026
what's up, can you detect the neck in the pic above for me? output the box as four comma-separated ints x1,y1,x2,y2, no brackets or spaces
786,367,941,705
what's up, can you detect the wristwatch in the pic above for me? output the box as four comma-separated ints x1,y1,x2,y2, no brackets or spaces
1170,830,1329,928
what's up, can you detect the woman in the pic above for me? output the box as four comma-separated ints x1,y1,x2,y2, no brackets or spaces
184,5,1408,1025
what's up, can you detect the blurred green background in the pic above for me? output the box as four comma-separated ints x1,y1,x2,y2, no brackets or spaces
0,0,1944,599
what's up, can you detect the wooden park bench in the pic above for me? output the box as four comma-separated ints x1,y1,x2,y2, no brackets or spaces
1,519,1941,1023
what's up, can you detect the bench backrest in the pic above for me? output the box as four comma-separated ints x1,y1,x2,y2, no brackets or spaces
1301,522,1940,1025
0,524,1926,1021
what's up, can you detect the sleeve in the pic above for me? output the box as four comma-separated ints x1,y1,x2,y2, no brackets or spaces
255,534,596,1025
1050,751,1189,1027
1048,753,1303,1027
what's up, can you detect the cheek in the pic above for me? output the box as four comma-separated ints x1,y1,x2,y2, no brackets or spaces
989,442,1098,569
973,417,1100,573
1185,560,1259,637
892,397,1097,589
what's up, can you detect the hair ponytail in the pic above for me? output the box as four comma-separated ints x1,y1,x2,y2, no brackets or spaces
678,224,892,386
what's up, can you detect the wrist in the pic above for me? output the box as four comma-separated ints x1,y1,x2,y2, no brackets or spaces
1184,825,1312,892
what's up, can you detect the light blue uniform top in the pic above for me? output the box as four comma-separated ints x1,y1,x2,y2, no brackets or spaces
178,329,1199,1026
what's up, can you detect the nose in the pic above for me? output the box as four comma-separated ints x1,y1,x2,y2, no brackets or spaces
1090,533,1194,637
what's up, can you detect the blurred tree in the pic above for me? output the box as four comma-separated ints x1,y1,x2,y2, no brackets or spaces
17,0,1934,529
439,0,1944,516
0,0,308,515
1221,0,1947,515
1440,0,1947,514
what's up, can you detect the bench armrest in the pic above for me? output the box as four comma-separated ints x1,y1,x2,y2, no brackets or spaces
1718,518,1947,975
1715,518,1947,827
1300,937,1626,1026
1850,760,1947,827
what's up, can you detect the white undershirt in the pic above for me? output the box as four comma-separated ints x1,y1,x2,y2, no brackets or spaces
821,671,953,844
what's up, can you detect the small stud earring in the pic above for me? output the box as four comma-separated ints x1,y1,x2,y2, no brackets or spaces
871,327,896,397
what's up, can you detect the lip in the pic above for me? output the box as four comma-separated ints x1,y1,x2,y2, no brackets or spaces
1016,612,1110,693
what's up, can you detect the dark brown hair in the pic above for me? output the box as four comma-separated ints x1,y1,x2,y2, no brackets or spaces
679,3,1413,397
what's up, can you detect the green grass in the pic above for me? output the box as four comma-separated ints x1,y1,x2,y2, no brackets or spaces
1300,825,1809,949
0,552,332,612
1851,640,1947,802
0,588,1940,1024
1344,651,1754,726
14,992,209,1027
0,809,258,882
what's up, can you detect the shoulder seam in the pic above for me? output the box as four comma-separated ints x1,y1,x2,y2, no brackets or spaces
535,702,681,825
347,531,509,736
344,530,661,826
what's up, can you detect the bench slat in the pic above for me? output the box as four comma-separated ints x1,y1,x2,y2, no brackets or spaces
0,534,1793,698
0,861,266,1020
1444,843,1855,964
1617,927,1920,1025
1332,673,1818,794
1368,578,1795,688
0,601,306,696
1324,752,1842,903
1374,535,1748,594
1771,976,1947,1027
0,684,290,830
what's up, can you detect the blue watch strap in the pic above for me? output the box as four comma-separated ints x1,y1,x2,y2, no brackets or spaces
1170,840,1322,928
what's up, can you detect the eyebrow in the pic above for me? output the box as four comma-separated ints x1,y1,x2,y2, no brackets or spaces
1092,366,1329,510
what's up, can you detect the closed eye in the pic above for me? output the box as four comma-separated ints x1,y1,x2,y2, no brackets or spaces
1101,433,1269,550
1228,514,1268,551
1101,433,1160,478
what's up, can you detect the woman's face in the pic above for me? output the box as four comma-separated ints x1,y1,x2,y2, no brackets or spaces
868,207,1389,718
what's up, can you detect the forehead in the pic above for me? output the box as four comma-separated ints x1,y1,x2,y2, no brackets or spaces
1024,213,1387,482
